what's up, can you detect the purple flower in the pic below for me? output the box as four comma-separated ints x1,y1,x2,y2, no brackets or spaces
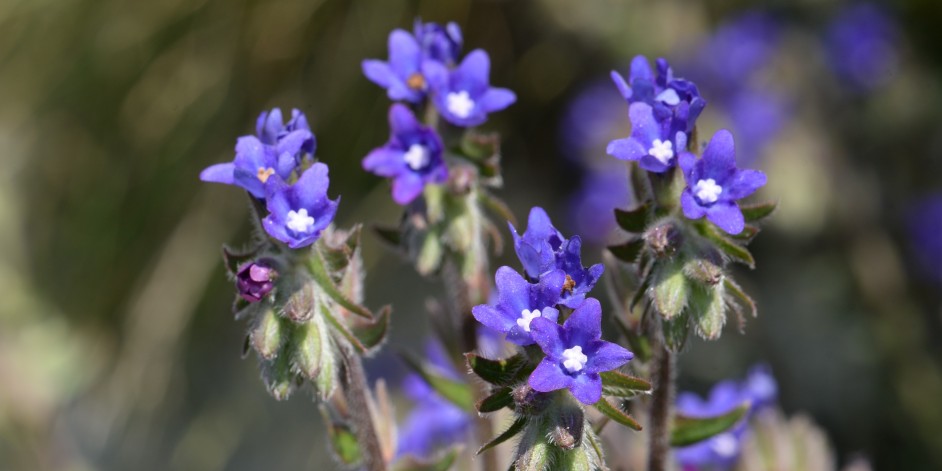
528,298,633,405
261,163,339,249
678,130,767,235
236,261,277,303
413,19,463,65
906,194,942,283
510,207,604,309
567,168,632,245
692,12,781,94
826,4,899,90
559,80,631,168
606,102,688,172
725,89,788,164
362,104,448,205
362,29,427,103
397,341,471,458
611,55,706,135
742,364,778,412
675,380,747,470
471,266,564,346
422,50,516,127
200,108,316,199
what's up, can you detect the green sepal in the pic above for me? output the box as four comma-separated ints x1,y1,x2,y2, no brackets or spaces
320,302,368,354
307,247,374,319
724,277,757,319
262,347,296,401
402,353,473,410
740,201,777,222
478,417,527,455
222,244,261,277
292,314,325,379
477,387,514,413
393,447,460,471
415,226,444,276
251,308,285,360
594,398,643,431
651,257,689,320
730,224,760,243
465,353,529,387
350,305,391,351
663,310,691,352
697,223,755,268
614,203,649,233
318,225,362,276
320,405,361,465
600,371,652,397
689,281,727,340
670,402,750,446
608,237,645,263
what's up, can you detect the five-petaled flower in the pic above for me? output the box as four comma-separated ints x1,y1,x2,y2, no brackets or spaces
262,163,339,249
362,104,448,205
362,29,429,103
678,129,767,235
607,102,689,173
422,50,516,127
528,298,633,405
471,266,565,346
200,108,315,199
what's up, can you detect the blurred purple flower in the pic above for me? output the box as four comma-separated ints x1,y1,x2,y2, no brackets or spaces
725,89,788,164
826,3,900,90
362,29,427,103
906,194,942,283
567,168,631,245
693,12,781,94
422,50,516,127
560,81,630,167
472,266,563,346
397,341,471,459
675,380,747,470
362,104,448,205
679,130,767,235
528,298,633,405
413,19,463,65
742,364,778,412
261,163,339,249
236,261,276,303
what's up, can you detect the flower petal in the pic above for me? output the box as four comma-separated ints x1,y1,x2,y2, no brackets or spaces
479,88,516,113
724,169,767,200
495,266,530,314
529,317,565,359
528,359,572,393
681,190,707,220
388,29,421,75
200,162,235,185
610,70,632,100
702,129,737,178
391,172,425,205
584,340,633,374
607,137,647,162
389,103,421,136
569,372,603,404
563,297,602,346
456,49,490,93
472,304,516,333
628,102,662,145
706,201,745,235
294,163,330,209
363,147,406,177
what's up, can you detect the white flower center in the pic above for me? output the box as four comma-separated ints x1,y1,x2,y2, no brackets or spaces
648,139,674,165
710,433,739,458
655,88,680,106
446,91,475,118
562,345,589,373
516,309,542,332
694,178,723,204
286,208,316,234
403,144,430,170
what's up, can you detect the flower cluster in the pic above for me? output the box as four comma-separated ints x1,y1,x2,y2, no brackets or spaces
607,55,767,235
361,20,516,204
200,108,338,248
674,366,778,470
472,207,631,404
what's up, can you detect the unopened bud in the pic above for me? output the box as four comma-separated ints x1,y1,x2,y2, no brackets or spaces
512,384,551,415
645,222,682,258
237,261,277,302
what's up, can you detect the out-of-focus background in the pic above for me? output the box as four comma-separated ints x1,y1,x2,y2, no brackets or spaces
1,0,940,469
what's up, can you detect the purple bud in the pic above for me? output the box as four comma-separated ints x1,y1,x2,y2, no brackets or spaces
237,262,277,302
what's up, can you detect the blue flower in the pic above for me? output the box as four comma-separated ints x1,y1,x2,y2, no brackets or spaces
510,207,603,309
610,55,706,135
471,266,564,346
422,50,516,127
362,29,427,103
200,108,316,199
567,168,632,245
413,19,463,65
397,341,471,459
606,102,688,172
528,298,633,405
261,163,339,249
674,380,747,470
678,130,767,235
826,3,899,90
362,104,448,205
742,364,778,412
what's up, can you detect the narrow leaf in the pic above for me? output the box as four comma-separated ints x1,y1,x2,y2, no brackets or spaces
308,249,373,319
402,353,473,410
393,448,460,471
477,417,526,455
594,399,642,431
730,224,760,243
477,387,513,413
614,203,649,233
372,225,402,248
465,353,528,387
600,371,652,397
670,402,750,446
724,277,757,319
351,305,391,350
740,201,777,222
608,237,645,263
320,303,368,354
479,191,517,227
698,224,755,268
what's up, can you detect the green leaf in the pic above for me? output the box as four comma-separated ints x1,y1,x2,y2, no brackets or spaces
351,305,391,350
477,387,513,413
393,448,460,471
320,406,361,465
477,417,527,455
671,402,750,446
320,302,368,354
308,248,373,319
730,224,760,243
594,399,642,431
402,353,473,410
465,353,528,387
724,277,757,319
372,225,402,248
651,257,689,319
479,190,517,227
608,237,645,263
415,227,444,275
698,224,755,269
614,203,649,233
740,201,777,222
600,371,652,397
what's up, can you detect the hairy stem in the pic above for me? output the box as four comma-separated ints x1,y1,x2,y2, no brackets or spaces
339,343,386,471
647,337,675,471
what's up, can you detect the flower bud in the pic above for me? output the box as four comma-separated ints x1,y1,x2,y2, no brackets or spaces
237,261,277,302
645,221,682,258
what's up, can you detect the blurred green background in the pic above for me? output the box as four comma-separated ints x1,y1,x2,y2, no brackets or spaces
1,0,940,469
